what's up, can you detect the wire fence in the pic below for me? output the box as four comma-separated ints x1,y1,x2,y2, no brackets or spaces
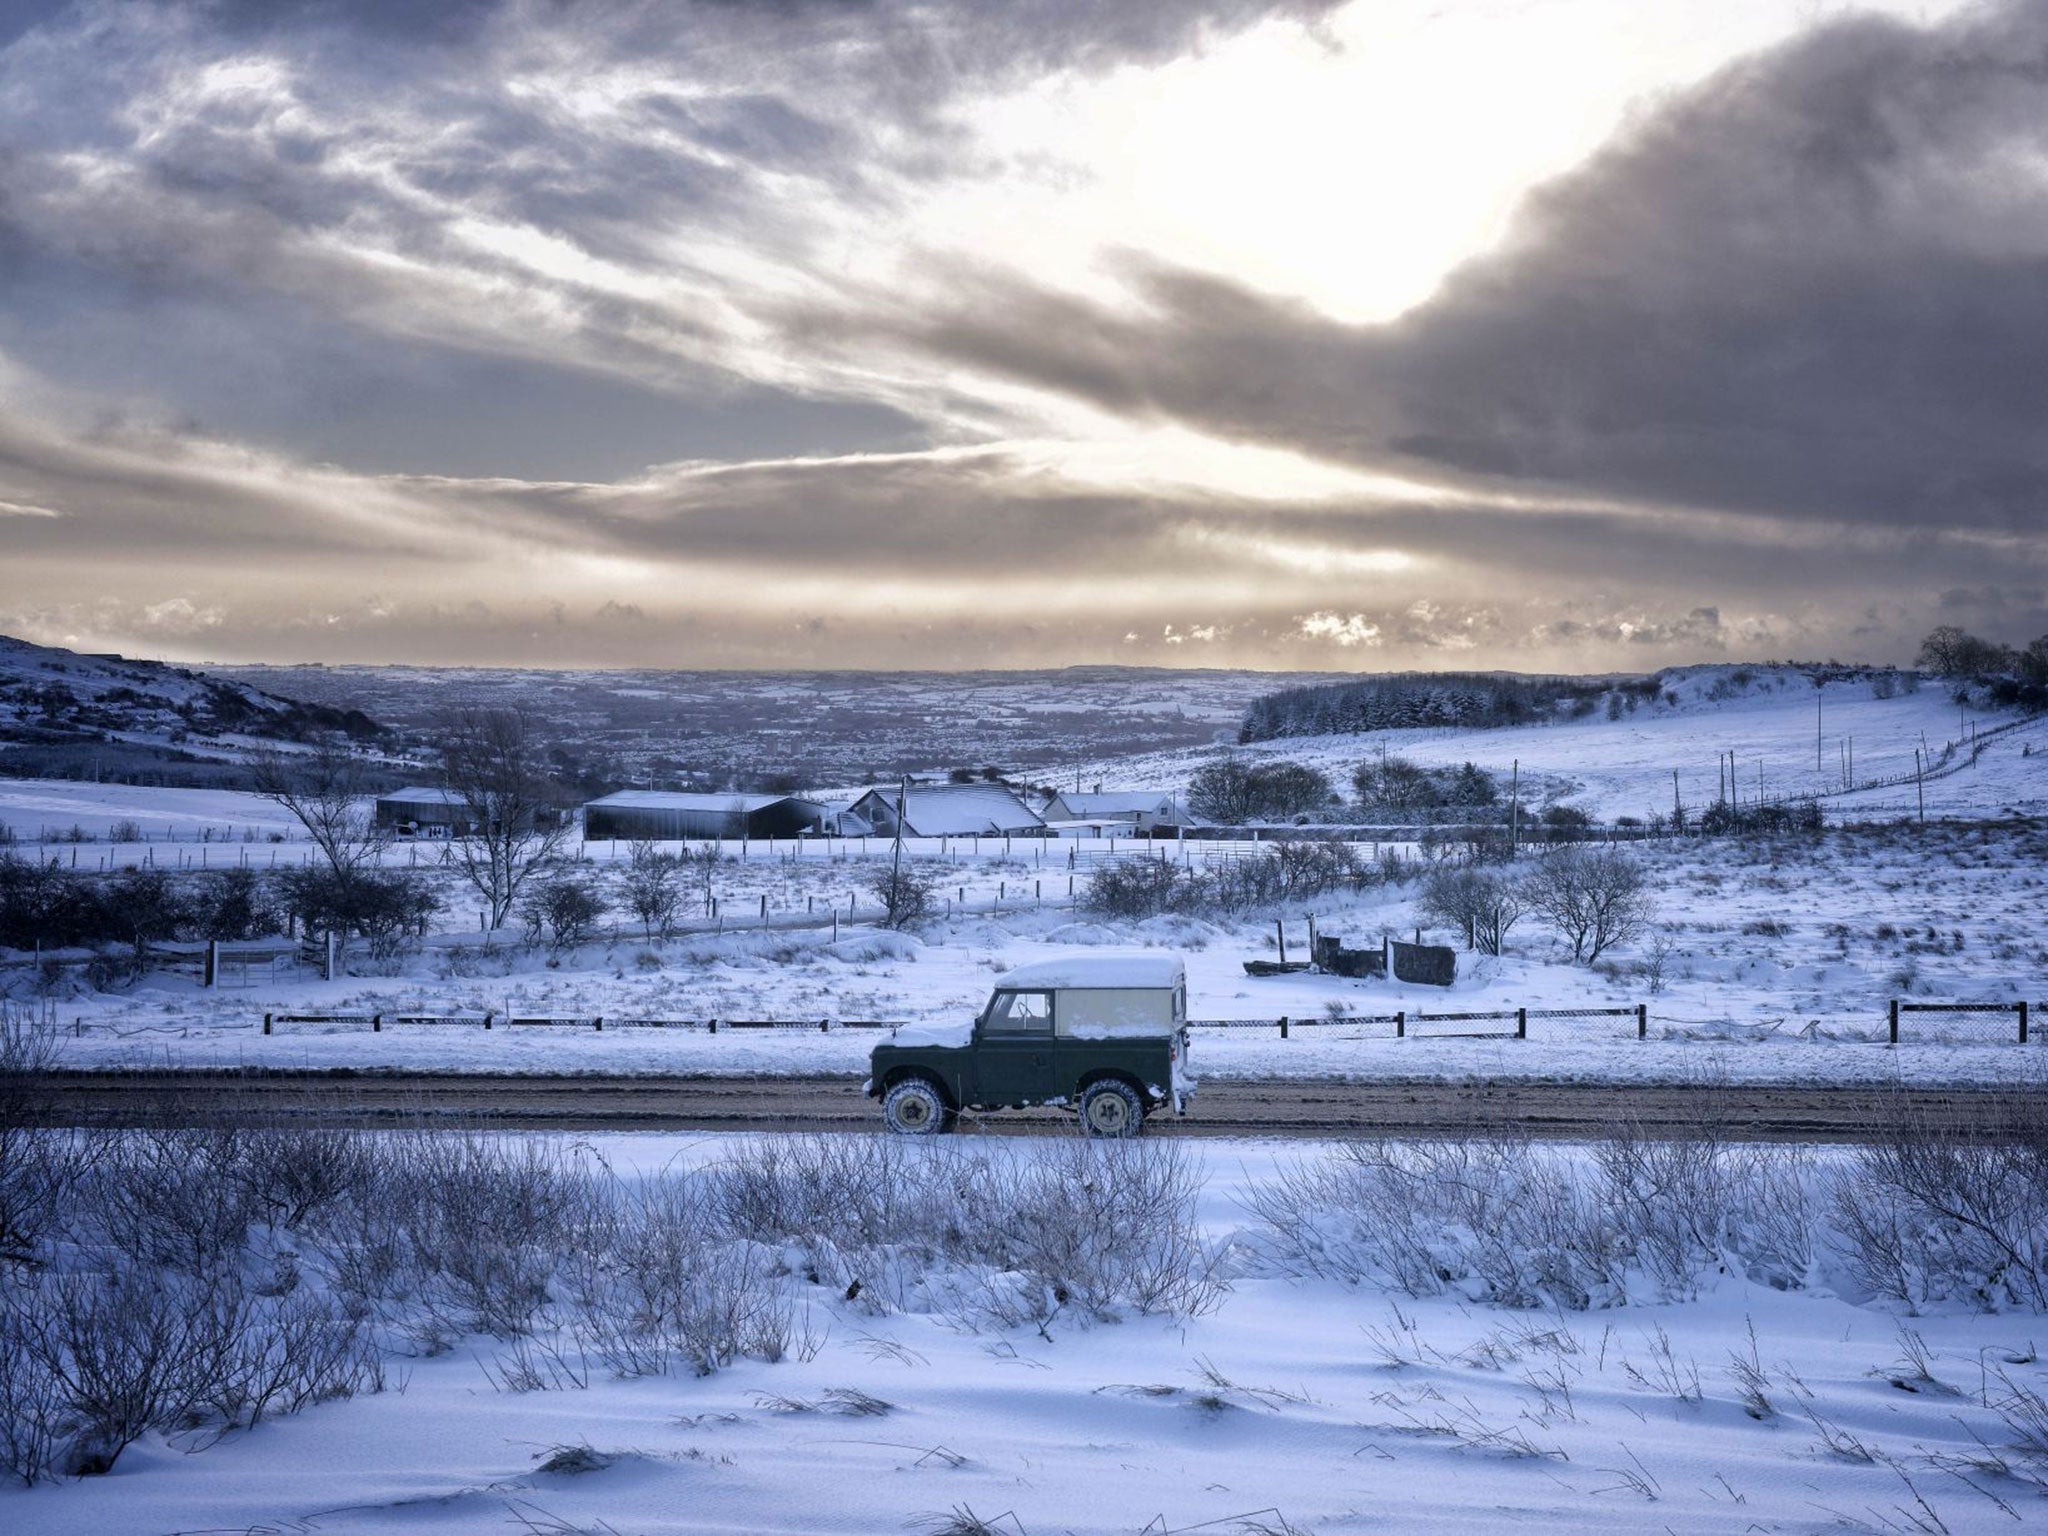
247,999,2041,1043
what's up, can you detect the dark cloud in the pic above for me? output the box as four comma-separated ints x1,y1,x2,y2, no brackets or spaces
856,1,2048,537
0,0,1340,479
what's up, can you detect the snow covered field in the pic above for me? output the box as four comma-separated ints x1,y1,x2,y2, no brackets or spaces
6,669,2048,1533
8,1130,2048,1535
29,819,2047,1089
1089,664,2048,824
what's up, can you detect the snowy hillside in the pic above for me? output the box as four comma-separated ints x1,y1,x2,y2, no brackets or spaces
0,635,388,785
1091,664,2048,821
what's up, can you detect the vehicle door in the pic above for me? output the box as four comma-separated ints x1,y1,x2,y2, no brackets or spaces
972,989,1058,1103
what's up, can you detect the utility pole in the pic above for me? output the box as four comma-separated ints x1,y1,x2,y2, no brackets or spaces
888,774,908,913
1915,749,1925,824
1509,759,1519,856
1815,675,1824,773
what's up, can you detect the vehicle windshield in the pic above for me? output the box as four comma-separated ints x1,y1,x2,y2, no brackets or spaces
981,990,1053,1034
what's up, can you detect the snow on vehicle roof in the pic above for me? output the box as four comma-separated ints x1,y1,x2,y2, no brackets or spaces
996,953,1184,991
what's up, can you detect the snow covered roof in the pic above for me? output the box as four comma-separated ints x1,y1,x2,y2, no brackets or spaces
997,953,1185,991
1048,792,1175,814
583,791,816,812
853,783,1044,835
380,786,466,805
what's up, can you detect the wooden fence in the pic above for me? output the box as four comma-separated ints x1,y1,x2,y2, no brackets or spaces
249,1000,2034,1044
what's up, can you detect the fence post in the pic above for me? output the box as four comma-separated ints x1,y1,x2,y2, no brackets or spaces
483,1011,493,1031
373,1013,383,1032
1395,1009,1405,1039
1636,1002,1647,1040
263,1012,272,1035
1276,919,1287,965
820,1018,829,1033
1279,1015,1289,1039
594,1016,604,1032
203,939,219,989
1516,1007,1526,1040
708,1019,718,1034
2020,1000,2030,1046
1888,998,1899,1045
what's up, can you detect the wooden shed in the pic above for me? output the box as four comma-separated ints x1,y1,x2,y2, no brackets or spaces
374,787,477,836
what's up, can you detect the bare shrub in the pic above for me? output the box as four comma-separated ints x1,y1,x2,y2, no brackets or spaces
22,1268,218,1474
568,1172,794,1378
981,1140,1225,1322
867,862,939,928
1081,857,1194,921
1085,840,1362,921
0,1007,79,1274
702,1135,1224,1326
390,1135,588,1338
520,872,606,947
1244,1138,1622,1309
0,1300,65,1484
1831,1090,2048,1311
1522,848,1653,963
1419,865,1523,955
1249,1132,1818,1309
91,1129,263,1276
618,840,683,939
239,1128,381,1232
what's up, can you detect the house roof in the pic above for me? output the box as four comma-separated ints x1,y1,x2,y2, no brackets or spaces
853,782,1045,835
1047,792,1175,814
379,787,466,805
998,953,1185,991
583,791,820,812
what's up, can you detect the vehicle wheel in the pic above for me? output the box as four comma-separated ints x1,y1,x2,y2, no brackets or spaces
882,1077,952,1135
1079,1079,1144,1139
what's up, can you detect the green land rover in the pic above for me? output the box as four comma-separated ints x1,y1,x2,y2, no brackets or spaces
863,953,1193,1137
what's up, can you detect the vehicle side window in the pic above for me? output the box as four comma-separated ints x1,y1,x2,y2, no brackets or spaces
983,990,1054,1035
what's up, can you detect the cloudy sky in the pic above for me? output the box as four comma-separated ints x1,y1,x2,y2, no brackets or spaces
1,0,2044,671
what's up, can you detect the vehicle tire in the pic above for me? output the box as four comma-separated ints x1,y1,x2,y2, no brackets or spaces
882,1077,952,1135
1079,1079,1144,1139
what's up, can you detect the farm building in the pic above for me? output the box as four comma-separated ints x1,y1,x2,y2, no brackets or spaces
1039,791,1182,833
374,787,477,836
847,783,1046,837
582,791,831,840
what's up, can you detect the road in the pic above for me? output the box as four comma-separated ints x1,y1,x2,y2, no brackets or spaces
13,1070,2027,1142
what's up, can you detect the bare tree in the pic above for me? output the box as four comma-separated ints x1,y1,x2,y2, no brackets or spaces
618,840,683,940
250,742,388,885
438,709,571,930
1420,865,1524,956
1521,847,1652,964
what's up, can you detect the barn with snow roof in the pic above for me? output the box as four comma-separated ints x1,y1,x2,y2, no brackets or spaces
581,790,831,840
846,782,1046,837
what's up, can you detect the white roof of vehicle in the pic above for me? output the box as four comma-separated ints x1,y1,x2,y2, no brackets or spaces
996,953,1185,991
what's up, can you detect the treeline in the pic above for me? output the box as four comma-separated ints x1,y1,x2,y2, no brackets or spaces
1919,626,2048,710
1239,673,1646,742
0,857,437,961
